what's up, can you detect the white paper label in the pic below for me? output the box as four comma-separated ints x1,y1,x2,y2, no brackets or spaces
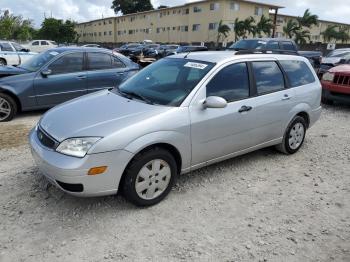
184,62,208,70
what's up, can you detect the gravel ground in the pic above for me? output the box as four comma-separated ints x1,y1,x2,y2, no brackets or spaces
0,105,349,262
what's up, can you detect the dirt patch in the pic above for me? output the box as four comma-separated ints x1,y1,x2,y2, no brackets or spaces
0,124,31,149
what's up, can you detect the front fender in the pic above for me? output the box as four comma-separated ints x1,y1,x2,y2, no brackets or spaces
124,131,191,172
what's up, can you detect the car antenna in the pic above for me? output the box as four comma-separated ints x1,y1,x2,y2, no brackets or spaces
184,50,191,59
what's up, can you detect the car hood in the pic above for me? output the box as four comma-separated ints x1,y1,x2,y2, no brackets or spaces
40,90,172,142
0,66,29,77
329,64,350,73
322,57,342,65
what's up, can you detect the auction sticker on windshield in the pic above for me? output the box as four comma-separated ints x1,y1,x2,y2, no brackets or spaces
184,62,208,70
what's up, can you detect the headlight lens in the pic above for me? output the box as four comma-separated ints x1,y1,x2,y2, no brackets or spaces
322,72,335,82
56,137,101,158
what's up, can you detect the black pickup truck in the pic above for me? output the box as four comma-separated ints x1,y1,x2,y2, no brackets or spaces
227,38,322,68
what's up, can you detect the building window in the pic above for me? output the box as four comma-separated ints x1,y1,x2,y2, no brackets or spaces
182,8,189,15
209,23,218,30
230,2,240,11
99,32,101,36
193,6,202,13
210,3,220,11
104,31,107,36
255,7,263,16
181,25,189,32
192,24,201,31
157,28,161,33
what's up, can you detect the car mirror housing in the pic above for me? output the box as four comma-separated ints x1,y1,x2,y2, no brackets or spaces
41,69,52,77
203,96,228,109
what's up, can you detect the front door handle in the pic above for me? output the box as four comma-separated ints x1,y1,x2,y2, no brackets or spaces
238,105,253,113
282,94,291,101
76,75,86,80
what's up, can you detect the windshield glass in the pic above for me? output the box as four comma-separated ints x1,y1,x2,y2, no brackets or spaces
12,42,25,51
229,40,267,50
116,58,215,106
326,51,350,58
19,50,62,72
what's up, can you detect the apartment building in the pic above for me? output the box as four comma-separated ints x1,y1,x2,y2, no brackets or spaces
272,14,350,44
76,0,282,44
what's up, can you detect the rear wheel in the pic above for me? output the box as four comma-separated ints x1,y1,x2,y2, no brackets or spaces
122,148,178,206
0,59,6,66
0,93,17,122
276,116,306,154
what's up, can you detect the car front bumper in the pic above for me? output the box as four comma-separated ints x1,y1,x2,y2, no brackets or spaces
322,80,350,103
29,128,134,197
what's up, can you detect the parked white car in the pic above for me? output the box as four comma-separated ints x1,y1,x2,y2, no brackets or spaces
24,40,58,53
0,41,38,66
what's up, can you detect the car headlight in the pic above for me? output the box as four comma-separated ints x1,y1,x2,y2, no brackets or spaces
322,72,335,82
56,137,101,158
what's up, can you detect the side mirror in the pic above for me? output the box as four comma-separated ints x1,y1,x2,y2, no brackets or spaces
41,69,52,77
203,96,227,109
20,48,30,52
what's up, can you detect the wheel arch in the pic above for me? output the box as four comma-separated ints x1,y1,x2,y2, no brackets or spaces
0,88,22,112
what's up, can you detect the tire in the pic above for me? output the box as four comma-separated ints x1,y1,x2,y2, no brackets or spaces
0,93,17,122
122,147,178,206
276,116,307,155
0,58,7,66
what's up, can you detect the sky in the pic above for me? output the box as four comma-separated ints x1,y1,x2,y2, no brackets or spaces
1,0,349,27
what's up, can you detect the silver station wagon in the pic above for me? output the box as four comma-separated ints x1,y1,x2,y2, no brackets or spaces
29,52,322,206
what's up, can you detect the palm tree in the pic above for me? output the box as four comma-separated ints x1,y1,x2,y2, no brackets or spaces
255,15,273,37
337,26,350,43
233,18,245,41
242,16,256,38
297,9,318,28
283,19,299,39
294,29,311,45
321,25,338,42
216,20,231,47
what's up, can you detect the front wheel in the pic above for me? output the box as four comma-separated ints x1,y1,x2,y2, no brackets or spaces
122,148,178,206
0,93,17,122
276,116,307,154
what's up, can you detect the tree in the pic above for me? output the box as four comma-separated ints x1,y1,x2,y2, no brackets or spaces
255,15,273,37
111,0,154,15
233,18,245,41
216,20,231,47
38,18,77,43
283,19,299,39
294,29,311,45
322,25,350,43
0,10,36,41
297,9,318,28
337,26,350,43
242,16,256,38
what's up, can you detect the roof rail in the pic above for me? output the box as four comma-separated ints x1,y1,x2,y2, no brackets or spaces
234,49,299,56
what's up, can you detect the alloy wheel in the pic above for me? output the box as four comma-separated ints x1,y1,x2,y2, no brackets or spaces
288,122,305,150
0,97,11,121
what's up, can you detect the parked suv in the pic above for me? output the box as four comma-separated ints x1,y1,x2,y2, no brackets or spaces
29,52,321,206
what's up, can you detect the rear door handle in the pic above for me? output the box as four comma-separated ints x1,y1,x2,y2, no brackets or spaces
238,105,253,113
282,94,291,101
76,75,86,80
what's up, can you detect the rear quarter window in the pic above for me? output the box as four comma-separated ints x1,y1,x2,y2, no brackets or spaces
280,60,315,87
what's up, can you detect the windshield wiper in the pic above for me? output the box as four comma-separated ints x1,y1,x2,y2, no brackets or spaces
116,87,154,105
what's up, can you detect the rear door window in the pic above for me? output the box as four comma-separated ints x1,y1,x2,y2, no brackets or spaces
207,63,250,102
32,41,39,46
266,41,280,50
280,60,315,87
252,61,285,94
0,43,13,51
88,52,113,70
281,41,296,51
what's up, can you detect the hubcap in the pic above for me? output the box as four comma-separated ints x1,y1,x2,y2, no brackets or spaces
0,97,11,121
135,159,171,200
288,122,305,150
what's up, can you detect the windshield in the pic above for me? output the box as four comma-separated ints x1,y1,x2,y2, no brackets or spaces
229,40,267,50
19,50,62,72
116,58,215,106
11,42,25,51
326,51,350,58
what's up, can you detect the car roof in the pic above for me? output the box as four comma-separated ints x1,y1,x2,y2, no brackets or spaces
169,51,306,64
237,38,294,42
45,47,112,53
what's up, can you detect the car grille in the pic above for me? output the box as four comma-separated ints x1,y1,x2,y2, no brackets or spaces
333,74,350,86
37,127,58,149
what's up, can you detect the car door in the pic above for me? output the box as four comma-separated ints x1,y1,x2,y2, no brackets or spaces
30,41,40,53
33,51,87,107
86,52,128,93
247,60,295,145
189,62,258,166
0,43,19,65
40,41,49,52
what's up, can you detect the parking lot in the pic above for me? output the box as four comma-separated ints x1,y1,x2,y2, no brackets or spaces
0,104,348,262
